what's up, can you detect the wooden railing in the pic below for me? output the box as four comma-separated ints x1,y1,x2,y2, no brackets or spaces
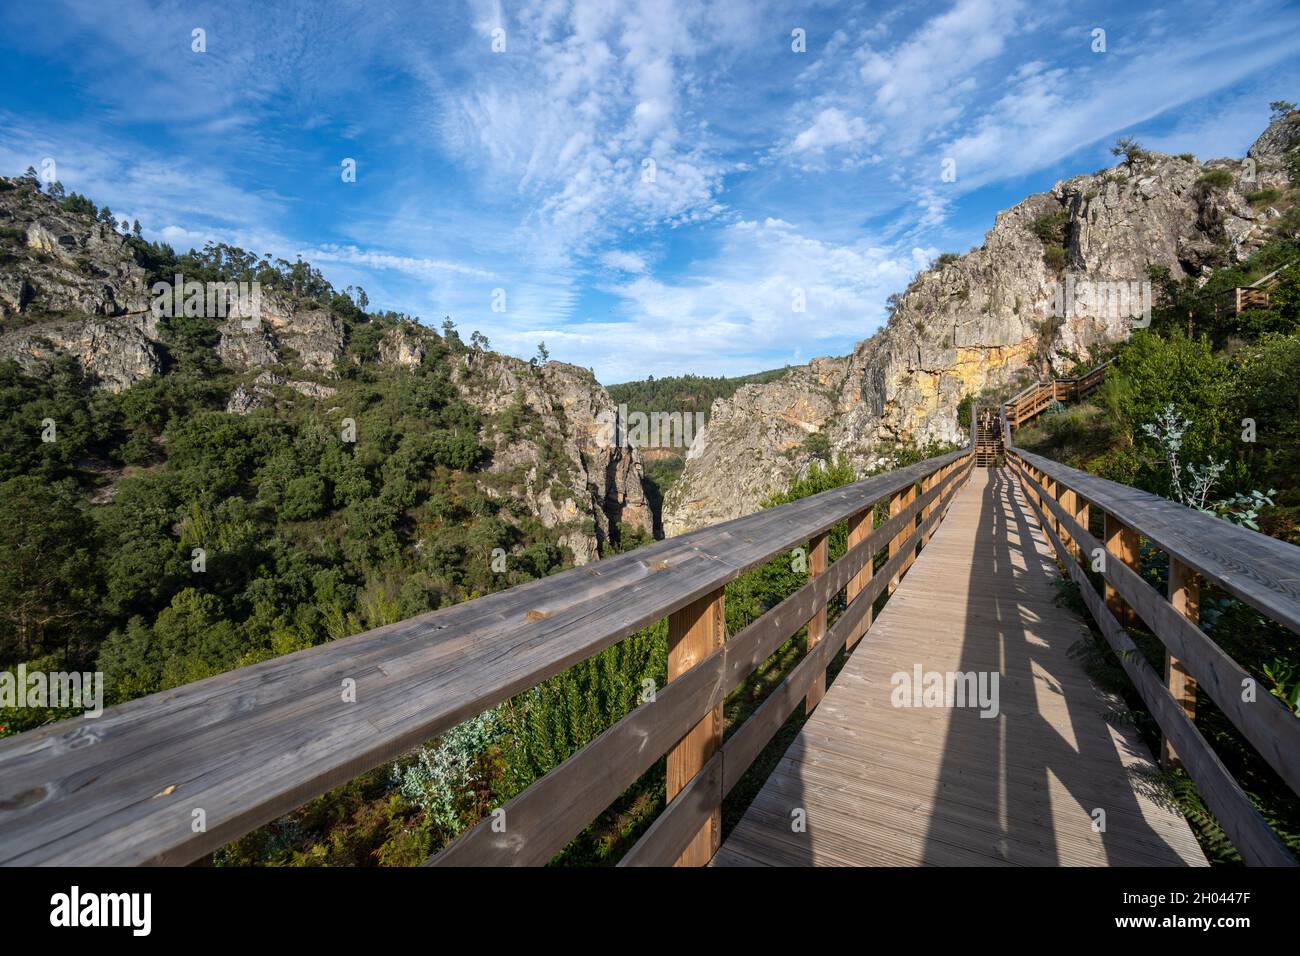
0,445,973,866
1003,359,1113,429
1004,444,1300,867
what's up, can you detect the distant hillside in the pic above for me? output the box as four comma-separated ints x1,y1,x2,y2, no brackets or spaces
607,367,792,526
606,367,792,421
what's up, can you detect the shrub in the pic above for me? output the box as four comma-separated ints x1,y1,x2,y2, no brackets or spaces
1030,209,1069,245
1246,187,1282,206
1197,169,1234,190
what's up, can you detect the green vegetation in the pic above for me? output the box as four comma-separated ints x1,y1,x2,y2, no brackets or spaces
219,449,951,865
1017,230,1300,863
1030,208,1070,272
606,368,791,421
1110,136,1148,171
607,367,792,502
1197,168,1235,190
1246,187,1283,207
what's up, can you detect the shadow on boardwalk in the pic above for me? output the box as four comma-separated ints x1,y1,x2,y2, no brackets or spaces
713,468,1204,867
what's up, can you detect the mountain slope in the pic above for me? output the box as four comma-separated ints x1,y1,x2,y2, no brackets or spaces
664,113,1300,535
0,175,651,567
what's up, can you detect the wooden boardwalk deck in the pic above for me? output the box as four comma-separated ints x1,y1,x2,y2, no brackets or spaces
714,468,1208,867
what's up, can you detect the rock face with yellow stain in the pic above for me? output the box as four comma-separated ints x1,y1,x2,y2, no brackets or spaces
664,115,1297,535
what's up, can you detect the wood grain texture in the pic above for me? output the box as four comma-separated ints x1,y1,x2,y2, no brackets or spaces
804,532,829,715
1165,558,1199,770
1012,459,1300,798
1009,459,1295,866
0,449,967,866
844,508,874,651
1015,446,1300,636
667,588,726,866
1105,512,1141,629
715,469,1209,868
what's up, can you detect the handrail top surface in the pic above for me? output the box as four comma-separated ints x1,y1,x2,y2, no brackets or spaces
0,446,967,865
1011,446,1300,635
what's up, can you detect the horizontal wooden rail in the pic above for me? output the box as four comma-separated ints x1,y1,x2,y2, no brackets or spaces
434,457,972,865
619,463,972,866
1005,447,1300,866
0,442,970,865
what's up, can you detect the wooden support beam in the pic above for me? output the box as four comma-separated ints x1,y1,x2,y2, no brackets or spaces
1165,558,1200,770
844,509,873,652
921,472,938,546
1059,487,1078,559
897,483,918,580
1104,512,1141,629
887,490,905,594
804,532,829,715
666,587,726,866
1044,477,1058,538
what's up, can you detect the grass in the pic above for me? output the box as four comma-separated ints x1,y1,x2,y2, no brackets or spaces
1013,401,1117,467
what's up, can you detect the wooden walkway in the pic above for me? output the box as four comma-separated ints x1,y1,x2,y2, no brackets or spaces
715,468,1208,867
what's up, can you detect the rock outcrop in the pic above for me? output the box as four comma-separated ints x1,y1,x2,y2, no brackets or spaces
454,349,654,563
0,314,161,392
0,174,652,566
664,114,1299,535
0,177,151,320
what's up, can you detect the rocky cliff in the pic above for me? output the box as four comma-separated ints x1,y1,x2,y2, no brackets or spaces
663,114,1300,535
0,173,651,563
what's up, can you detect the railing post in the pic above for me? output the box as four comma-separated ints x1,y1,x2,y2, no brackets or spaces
1104,513,1140,629
921,471,937,546
889,483,917,590
1164,558,1200,769
1074,494,1090,562
887,489,905,593
1043,475,1058,537
1059,486,1078,559
666,587,726,866
804,532,829,715
844,509,873,652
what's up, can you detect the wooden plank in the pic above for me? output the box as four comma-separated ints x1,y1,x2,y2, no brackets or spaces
0,446,968,866
899,484,918,578
1013,463,1295,866
434,469,969,865
718,469,1210,868
887,489,906,594
719,475,966,795
722,470,952,693
666,588,726,866
429,647,725,865
1013,446,1300,636
620,752,722,867
1165,558,1199,770
844,508,874,651
1104,511,1141,629
804,533,829,715
1059,487,1078,558
1012,459,1300,797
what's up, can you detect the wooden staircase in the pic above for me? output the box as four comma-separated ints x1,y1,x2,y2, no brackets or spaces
974,410,1003,467
1002,358,1113,431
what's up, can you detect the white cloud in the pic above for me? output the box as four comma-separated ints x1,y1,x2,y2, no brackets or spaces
600,250,649,273
562,218,935,381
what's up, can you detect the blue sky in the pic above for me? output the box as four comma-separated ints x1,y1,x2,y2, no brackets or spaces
2,0,1297,383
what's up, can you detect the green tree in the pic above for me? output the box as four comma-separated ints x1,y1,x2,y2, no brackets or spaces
0,476,100,664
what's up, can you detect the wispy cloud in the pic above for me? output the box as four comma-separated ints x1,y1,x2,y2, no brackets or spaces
1,0,1295,379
